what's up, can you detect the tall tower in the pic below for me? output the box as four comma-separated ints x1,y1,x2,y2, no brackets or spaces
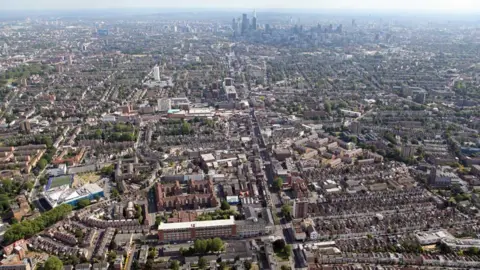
153,66,160,81
2,43,8,56
232,18,237,31
241,13,249,35
251,9,257,30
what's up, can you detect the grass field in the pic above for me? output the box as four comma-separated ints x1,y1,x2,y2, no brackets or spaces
48,175,73,189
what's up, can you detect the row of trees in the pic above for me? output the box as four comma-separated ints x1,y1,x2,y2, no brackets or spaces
3,204,72,244
180,238,225,256
193,238,224,254
195,209,236,221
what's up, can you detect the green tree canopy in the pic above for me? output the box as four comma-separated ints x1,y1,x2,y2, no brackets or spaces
77,199,90,209
220,200,230,210
210,237,224,252
170,260,180,270
38,158,48,169
273,177,283,190
198,257,207,269
44,256,63,270
3,204,72,245
281,204,292,218
324,100,332,114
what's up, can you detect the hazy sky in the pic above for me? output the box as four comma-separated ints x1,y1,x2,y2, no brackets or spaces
2,0,480,12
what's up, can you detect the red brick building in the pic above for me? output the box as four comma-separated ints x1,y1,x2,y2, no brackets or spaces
155,180,218,211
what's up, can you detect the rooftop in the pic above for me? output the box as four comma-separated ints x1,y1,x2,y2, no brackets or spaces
158,216,235,230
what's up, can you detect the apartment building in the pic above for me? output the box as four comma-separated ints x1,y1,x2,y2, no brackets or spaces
158,216,236,242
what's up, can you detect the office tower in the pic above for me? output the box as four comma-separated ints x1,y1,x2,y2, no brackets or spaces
2,43,8,56
153,66,160,81
232,18,240,36
68,55,73,65
251,9,257,30
337,24,343,33
265,24,271,33
241,13,249,35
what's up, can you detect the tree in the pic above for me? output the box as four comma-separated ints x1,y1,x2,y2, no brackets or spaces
74,229,84,239
38,158,48,169
69,255,80,266
148,248,158,259
111,188,120,199
438,242,451,254
218,261,228,270
25,181,34,191
170,260,180,270
284,244,292,255
3,204,72,245
44,256,63,270
281,204,292,218
194,239,208,254
273,177,283,191
244,261,252,270
100,165,114,176
273,239,286,251
198,257,207,269
107,251,117,263
39,175,48,186
466,247,480,255
324,100,332,114
77,199,90,209
94,129,103,139
281,266,291,270
181,121,192,135
210,237,224,252
220,200,230,211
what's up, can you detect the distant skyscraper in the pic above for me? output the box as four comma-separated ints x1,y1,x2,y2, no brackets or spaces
251,9,257,30
241,13,249,35
153,66,161,81
232,18,240,36
2,43,8,56
337,24,343,33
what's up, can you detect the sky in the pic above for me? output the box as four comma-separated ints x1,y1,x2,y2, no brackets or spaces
2,0,480,12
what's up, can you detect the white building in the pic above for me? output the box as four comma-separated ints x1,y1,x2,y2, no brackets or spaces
157,98,171,112
153,66,160,81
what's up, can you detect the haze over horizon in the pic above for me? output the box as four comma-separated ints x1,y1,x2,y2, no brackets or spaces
2,0,480,13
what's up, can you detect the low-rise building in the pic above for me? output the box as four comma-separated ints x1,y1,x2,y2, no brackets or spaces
158,216,236,243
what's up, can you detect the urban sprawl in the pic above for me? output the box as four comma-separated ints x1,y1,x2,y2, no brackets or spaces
0,9,479,270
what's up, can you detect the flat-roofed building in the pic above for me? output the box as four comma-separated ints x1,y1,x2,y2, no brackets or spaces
158,216,236,242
